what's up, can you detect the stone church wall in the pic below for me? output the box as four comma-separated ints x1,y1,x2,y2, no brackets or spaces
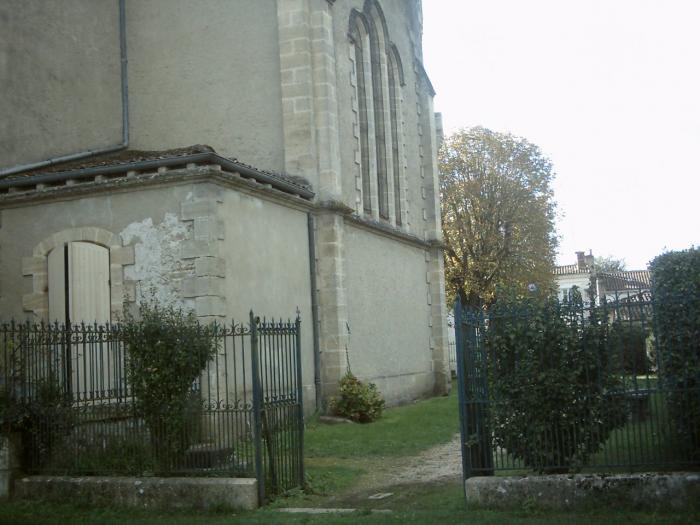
344,223,434,404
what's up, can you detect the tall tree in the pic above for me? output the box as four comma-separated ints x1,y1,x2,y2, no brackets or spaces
593,255,627,272
440,127,558,307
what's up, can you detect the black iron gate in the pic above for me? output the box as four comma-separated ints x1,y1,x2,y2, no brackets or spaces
0,310,304,503
454,293,700,480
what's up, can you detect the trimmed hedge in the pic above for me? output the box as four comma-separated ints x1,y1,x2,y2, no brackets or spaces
486,288,625,473
650,248,700,461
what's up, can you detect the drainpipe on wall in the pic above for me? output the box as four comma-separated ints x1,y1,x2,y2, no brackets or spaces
307,213,322,412
0,0,129,177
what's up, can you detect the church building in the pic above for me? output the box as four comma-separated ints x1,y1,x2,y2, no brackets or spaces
0,0,450,409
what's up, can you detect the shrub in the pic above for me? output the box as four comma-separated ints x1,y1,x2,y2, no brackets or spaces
330,372,385,423
1,339,71,469
486,288,625,473
650,248,700,462
121,297,217,472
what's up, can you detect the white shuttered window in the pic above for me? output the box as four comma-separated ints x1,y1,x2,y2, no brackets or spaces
47,242,110,324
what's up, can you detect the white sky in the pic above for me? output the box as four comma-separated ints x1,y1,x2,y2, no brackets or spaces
422,0,700,270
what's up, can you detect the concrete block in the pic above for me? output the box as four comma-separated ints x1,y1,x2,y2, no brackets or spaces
15,476,258,511
465,473,700,511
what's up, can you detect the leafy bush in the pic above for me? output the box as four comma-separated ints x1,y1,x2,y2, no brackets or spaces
121,297,217,472
1,339,71,469
650,248,700,462
486,288,625,473
330,372,385,423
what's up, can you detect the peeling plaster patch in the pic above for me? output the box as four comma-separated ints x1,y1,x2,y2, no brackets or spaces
120,213,194,309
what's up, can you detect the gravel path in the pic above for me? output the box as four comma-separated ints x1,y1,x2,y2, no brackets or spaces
383,433,462,485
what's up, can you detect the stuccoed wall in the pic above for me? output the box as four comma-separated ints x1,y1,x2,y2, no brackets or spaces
0,0,122,169
126,0,285,173
218,190,316,411
344,224,434,404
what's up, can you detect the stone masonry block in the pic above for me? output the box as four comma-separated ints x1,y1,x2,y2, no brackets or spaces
181,240,219,260
195,257,225,278
22,293,47,312
181,200,218,221
32,273,48,294
195,296,226,318
183,277,223,298
110,245,135,266
194,216,218,241
22,256,46,276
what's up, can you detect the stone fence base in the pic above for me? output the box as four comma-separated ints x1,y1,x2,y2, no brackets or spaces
15,475,258,511
465,473,700,510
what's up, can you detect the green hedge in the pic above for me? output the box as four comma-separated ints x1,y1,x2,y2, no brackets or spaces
486,288,625,473
650,248,700,461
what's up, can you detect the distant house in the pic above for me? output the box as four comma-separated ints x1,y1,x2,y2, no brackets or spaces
554,251,651,304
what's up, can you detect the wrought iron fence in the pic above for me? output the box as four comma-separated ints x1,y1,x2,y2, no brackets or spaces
454,291,700,479
0,311,303,502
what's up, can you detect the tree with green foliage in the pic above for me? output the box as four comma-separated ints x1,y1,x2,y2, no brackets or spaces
439,127,558,307
594,255,627,272
121,297,217,472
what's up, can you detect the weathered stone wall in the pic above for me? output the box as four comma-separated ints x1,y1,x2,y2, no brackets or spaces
465,473,700,511
16,475,258,511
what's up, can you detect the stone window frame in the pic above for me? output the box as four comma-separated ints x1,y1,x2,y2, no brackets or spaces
349,0,406,228
22,227,135,322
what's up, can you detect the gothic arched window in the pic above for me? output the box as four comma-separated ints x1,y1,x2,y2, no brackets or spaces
349,1,405,227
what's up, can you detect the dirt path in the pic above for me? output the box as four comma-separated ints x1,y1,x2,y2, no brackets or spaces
315,433,463,509
378,433,462,487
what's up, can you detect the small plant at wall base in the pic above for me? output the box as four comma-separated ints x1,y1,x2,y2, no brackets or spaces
121,297,217,473
330,372,385,423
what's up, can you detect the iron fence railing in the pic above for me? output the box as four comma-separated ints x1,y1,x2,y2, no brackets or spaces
0,312,303,502
454,292,700,479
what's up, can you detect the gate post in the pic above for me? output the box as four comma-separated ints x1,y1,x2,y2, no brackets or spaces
454,298,494,480
250,310,265,504
295,314,305,486
454,297,470,486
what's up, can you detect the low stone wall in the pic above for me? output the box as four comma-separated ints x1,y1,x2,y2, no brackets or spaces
465,473,700,510
15,475,258,511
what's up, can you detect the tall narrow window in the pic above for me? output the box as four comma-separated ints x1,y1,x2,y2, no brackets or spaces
368,18,388,219
352,27,372,214
388,54,401,225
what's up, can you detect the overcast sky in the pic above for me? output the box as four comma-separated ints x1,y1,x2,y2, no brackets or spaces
422,0,700,269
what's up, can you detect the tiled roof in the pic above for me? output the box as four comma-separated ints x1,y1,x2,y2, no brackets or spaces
599,270,651,291
0,145,314,199
553,263,590,276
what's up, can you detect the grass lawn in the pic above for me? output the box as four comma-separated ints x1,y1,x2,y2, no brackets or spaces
2,389,698,524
